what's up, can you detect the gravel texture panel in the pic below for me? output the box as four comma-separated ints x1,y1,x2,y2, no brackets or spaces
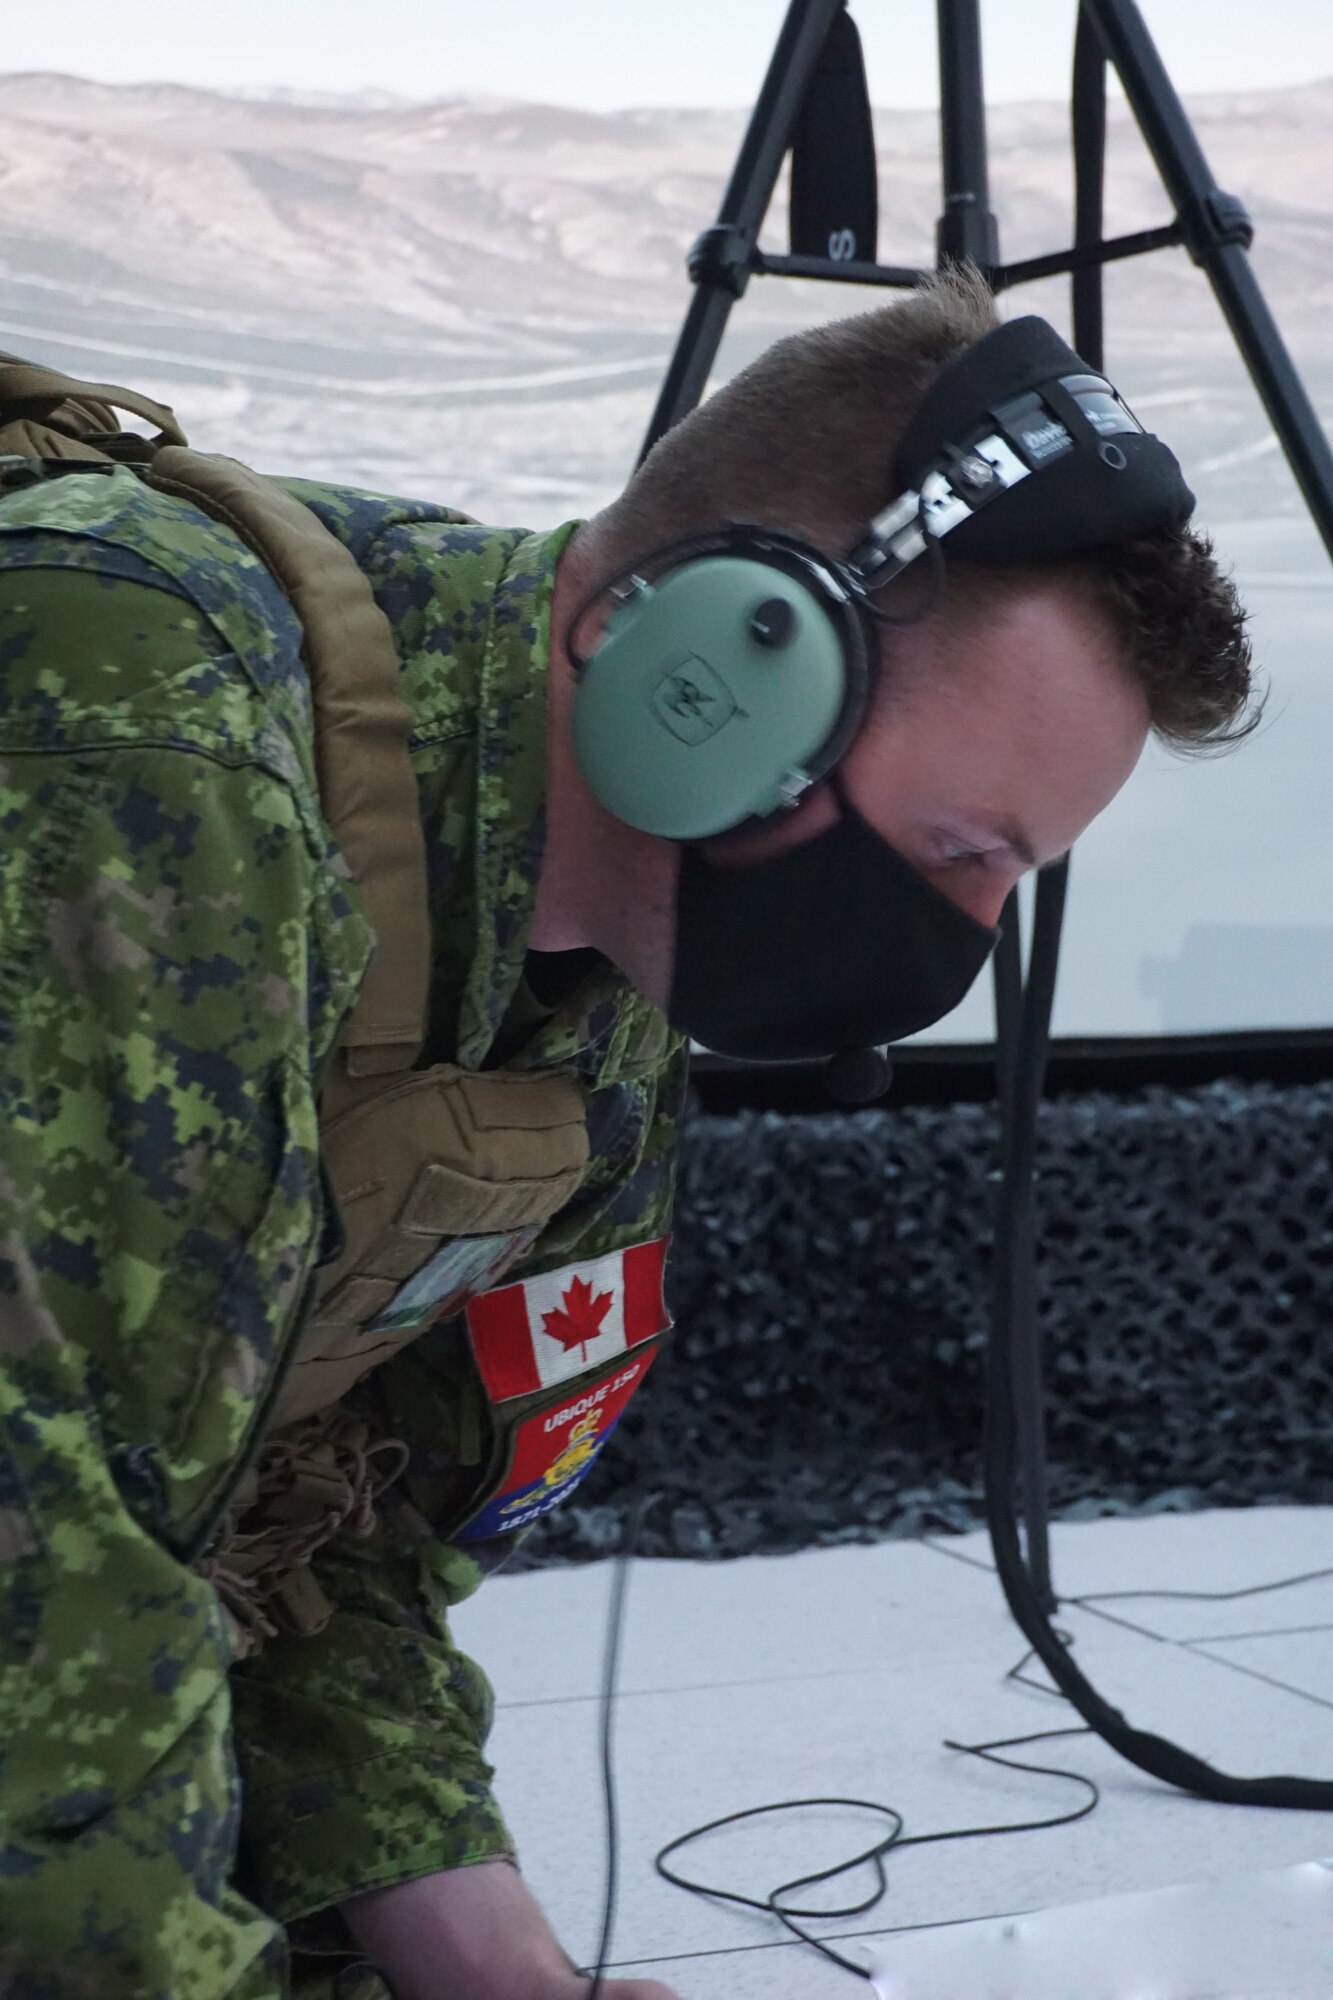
515,1079,1333,1569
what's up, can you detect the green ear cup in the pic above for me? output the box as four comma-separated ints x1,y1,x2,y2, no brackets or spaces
571,554,851,839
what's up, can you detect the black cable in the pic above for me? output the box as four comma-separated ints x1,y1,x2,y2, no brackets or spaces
1005,1630,1077,1695
579,1478,1108,1985
585,1507,640,1999
581,1307,694,1992
1008,1560,1333,1685
643,1530,1333,1985
658,1797,902,1978
653,1733,1101,1978
986,852,1333,1810
1073,1565,1333,1608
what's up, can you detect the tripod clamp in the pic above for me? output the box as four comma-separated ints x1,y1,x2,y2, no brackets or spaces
1179,187,1255,261
686,223,756,299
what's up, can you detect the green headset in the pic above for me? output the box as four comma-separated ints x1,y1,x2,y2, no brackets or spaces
568,315,1195,841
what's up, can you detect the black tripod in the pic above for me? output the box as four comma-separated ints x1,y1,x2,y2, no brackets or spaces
642,0,1333,1810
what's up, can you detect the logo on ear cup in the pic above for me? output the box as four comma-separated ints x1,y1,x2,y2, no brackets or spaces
650,657,740,746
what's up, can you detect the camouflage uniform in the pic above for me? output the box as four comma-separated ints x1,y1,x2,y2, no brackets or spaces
0,466,686,1997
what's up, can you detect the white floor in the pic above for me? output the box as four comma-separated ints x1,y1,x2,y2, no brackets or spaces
448,1507,1333,1997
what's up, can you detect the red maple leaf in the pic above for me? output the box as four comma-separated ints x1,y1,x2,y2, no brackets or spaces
541,1274,614,1361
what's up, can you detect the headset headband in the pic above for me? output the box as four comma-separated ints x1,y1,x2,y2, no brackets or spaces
847,316,1195,589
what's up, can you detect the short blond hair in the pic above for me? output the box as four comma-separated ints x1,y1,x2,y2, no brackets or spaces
585,266,998,568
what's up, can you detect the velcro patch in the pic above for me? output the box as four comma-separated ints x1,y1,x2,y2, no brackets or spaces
454,1348,658,1541
367,1224,541,1335
465,1237,670,1401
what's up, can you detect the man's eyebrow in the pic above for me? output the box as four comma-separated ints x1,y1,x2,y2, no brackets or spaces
937,813,1041,869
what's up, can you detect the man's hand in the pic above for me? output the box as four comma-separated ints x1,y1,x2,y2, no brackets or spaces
339,1856,682,2000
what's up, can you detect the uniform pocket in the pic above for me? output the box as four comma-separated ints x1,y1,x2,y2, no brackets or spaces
275,1064,588,1428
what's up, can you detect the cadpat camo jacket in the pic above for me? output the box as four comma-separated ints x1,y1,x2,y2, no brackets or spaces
0,464,686,1998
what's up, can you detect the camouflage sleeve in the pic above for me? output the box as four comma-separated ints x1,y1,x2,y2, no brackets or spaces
227,1523,515,1936
0,569,349,1997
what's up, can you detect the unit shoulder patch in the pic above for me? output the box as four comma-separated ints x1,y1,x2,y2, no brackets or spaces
453,1348,658,1542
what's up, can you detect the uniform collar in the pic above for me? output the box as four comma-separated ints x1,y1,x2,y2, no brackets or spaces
454,518,579,1068
454,522,678,1087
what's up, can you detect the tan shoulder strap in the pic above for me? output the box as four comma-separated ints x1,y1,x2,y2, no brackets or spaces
0,353,187,457
147,446,429,1074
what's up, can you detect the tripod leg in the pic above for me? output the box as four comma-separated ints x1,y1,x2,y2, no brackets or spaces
1071,7,1108,369
639,0,847,461
642,288,743,466
1083,0,1333,554
936,0,1000,270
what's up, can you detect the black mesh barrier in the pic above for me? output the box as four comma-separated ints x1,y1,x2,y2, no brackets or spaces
515,1078,1333,1568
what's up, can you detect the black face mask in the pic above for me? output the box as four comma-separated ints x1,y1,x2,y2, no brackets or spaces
668,794,1000,1062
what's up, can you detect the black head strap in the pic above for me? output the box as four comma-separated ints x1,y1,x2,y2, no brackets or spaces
890,315,1195,566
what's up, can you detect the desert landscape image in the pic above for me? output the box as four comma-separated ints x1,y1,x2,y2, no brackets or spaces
3,69,1332,1037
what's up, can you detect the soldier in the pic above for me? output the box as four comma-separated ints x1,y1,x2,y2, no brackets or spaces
0,269,1253,2000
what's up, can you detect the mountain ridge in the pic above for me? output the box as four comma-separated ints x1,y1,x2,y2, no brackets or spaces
0,71,1327,522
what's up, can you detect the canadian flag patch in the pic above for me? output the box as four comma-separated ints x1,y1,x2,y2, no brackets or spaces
465,1237,671,1402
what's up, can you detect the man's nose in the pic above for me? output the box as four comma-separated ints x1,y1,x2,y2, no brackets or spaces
924,868,1014,931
